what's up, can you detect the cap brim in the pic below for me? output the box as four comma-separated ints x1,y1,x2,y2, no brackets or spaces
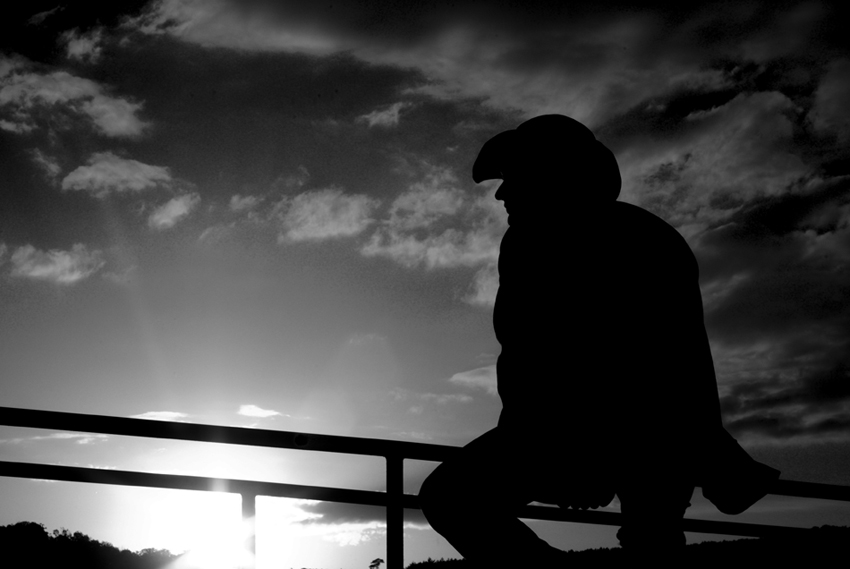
472,130,517,183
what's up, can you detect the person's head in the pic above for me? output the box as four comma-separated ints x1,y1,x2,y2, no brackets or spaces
472,115,620,220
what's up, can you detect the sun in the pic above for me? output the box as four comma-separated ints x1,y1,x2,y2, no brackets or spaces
169,517,255,569
153,491,255,569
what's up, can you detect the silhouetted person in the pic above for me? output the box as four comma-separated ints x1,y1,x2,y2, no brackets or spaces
419,115,780,566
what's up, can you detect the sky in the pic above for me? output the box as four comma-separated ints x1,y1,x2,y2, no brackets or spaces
1,0,849,567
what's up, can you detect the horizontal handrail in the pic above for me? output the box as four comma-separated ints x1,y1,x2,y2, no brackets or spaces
1,406,846,502
0,406,457,462
2,406,849,568
0,460,815,540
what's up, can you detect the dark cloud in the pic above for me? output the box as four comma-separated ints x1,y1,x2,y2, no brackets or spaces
157,1,846,53
1,2,151,64
121,0,848,129
720,346,850,440
699,178,850,340
725,406,850,440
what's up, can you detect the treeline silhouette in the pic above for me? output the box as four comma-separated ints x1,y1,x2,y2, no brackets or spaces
407,525,849,568
0,522,178,568
3,521,846,568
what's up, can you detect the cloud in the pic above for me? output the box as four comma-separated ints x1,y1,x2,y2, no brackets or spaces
61,152,172,197
391,388,473,406
44,433,109,445
0,432,109,445
357,101,411,127
619,91,810,234
362,168,503,274
237,404,282,418
62,28,104,63
672,169,850,442
30,149,61,181
129,1,839,126
130,411,190,421
0,54,147,137
362,227,499,269
229,194,262,211
28,6,64,26
102,265,137,285
808,58,850,141
10,243,105,284
385,166,465,231
357,168,503,307
720,357,850,442
128,0,342,54
465,263,499,307
698,179,850,344
297,500,426,526
280,187,378,242
148,193,201,230
275,165,311,191
448,365,498,397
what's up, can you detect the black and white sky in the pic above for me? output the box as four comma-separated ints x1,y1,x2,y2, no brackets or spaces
1,1,849,567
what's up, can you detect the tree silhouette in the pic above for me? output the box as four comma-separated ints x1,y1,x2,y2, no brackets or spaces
0,521,178,568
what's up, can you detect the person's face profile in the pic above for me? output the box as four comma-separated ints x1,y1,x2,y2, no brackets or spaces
494,163,543,221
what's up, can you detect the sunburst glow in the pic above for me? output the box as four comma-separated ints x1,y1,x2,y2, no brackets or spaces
153,492,254,569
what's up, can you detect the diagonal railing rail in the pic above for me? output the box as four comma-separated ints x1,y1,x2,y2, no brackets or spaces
1,406,849,569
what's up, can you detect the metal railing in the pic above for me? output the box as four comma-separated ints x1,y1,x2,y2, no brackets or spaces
1,406,849,569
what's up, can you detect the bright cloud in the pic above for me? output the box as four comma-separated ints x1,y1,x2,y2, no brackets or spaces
131,411,190,421
10,243,105,284
363,167,502,271
148,193,201,230
62,152,172,197
43,432,110,445
448,365,498,397
386,166,465,231
62,28,104,63
357,101,411,127
466,263,499,307
280,187,377,242
238,404,282,418
0,432,110,445
361,226,499,269
0,55,147,137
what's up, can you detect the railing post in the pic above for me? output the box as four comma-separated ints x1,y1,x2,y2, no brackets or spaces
242,492,256,569
386,456,404,569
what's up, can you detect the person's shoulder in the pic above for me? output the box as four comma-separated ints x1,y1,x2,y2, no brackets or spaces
611,201,688,245
610,201,697,272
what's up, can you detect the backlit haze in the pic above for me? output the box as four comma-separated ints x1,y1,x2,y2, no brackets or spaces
1,2,849,568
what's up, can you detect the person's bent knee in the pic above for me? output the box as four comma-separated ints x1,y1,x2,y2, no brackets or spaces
419,465,452,517
419,462,472,534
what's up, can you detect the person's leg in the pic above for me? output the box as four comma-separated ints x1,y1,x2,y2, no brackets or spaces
419,427,572,567
616,480,694,553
